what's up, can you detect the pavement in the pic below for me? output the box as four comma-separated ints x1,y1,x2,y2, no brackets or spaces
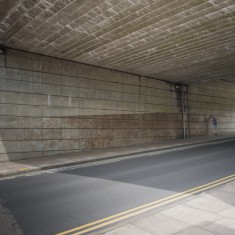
0,134,235,177
101,180,235,235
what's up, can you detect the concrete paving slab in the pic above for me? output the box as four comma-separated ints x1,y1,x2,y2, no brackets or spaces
2,162,24,168
1,162,39,172
218,185,235,194
204,190,235,206
203,218,235,235
174,227,215,235
218,182,235,193
56,156,94,163
132,213,190,235
219,207,235,220
0,169,10,175
227,181,235,187
184,196,230,213
161,205,221,227
0,165,9,170
102,224,151,235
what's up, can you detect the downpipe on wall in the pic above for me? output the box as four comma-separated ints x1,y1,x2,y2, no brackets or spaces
176,84,188,139
181,85,187,139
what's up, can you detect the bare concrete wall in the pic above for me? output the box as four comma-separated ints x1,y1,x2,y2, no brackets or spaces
188,80,235,136
0,49,182,162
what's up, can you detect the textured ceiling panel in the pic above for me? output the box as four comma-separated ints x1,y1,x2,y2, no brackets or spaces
0,0,234,83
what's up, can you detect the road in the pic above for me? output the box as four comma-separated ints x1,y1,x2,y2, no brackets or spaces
0,140,235,235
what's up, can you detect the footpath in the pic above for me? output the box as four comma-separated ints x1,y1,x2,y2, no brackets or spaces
0,134,235,177
101,180,235,235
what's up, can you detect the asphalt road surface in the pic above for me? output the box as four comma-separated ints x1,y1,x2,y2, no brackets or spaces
0,140,235,235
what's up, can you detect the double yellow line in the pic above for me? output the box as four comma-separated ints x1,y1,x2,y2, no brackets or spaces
57,173,235,235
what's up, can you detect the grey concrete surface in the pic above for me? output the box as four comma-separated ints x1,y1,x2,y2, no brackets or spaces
0,1,234,83
1,50,235,162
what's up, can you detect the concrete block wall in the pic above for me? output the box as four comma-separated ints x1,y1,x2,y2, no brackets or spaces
0,49,182,162
188,80,235,136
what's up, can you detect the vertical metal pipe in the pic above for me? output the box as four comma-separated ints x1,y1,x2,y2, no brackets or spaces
181,86,186,139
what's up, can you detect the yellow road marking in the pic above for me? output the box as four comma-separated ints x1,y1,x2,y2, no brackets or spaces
72,177,235,235
57,173,235,235
19,168,29,171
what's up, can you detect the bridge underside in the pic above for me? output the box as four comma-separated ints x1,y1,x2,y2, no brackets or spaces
0,0,234,84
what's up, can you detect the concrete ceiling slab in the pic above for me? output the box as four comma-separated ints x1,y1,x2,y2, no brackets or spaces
0,0,234,84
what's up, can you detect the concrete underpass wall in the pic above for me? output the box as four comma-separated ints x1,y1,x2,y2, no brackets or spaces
0,49,182,162
188,80,235,136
